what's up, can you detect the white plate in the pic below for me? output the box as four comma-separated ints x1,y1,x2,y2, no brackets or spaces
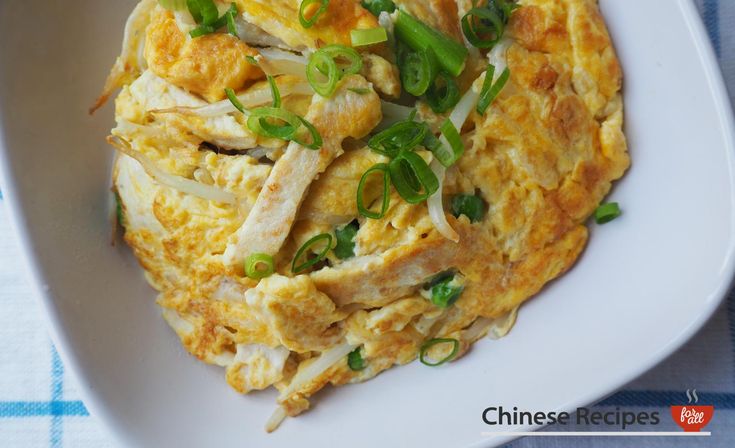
1,0,734,447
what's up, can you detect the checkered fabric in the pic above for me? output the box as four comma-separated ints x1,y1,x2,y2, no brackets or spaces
0,0,733,446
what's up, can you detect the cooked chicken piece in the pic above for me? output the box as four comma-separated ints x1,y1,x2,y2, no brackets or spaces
222,75,381,267
311,227,463,307
245,275,346,352
360,54,401,98
145,8,264,102
118,70,260,150
235,0,378,49
225,343,290,393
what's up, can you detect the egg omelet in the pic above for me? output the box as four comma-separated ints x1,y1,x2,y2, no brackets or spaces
99,0,629,430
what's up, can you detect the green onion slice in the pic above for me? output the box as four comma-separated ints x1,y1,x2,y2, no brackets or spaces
186,0,219,25
307,50,340,97
357,163,391,219
225,7,238,36
159,0,187,11
389,151,439,204
245,55,259,66
422,119,464,168
461,7,504,49
224,87,246,113
451,194,485,222
430,275,464,308
425,71,460,113
351,27,388,46
594,202,622,224
114,191,125,228
347,347,367,371
439,119,464,165
360,0,395,17
292,233,333,273
299,0,330,29
266,75,281,108
495,0,521,18
187,1,237,37
476,65,510,115
186,0,204,23
247,107,300,140
291,116,323,150
368,120,427,158
400,49,438,97
419,338,460,366
244,253,275,279
461,0,518,49
348,87,371,95
334,221,359,259
394,10,468,77
190,24,215,38
306,45,362,97
320,45,363,75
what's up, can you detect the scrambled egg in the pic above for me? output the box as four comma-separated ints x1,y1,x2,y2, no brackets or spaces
103,0,629,430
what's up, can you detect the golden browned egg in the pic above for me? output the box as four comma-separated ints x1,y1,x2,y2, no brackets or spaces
101,0,629,431
145,9,265,102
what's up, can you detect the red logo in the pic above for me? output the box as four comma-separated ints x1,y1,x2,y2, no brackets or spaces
670,389,714,432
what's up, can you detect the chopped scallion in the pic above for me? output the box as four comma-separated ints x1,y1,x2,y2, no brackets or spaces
476,64,510,115
419,338,459,366
292,233,333,273
438,118,464,165
451,194,485,223
348,347,367,371
189,24,215,38
247,107,301,140
225,7,237,36
389,151,439,204
360,0,395,17
430,275,464,308
307,50,340,97
244,253,275,279
299,0,330,29
351,27,388,46
461,0,518,49
291,116,323,150
425,72,460,113
400,49,438,97
368,120,427,158
266,75,281,108
357,163,391,219
594,202,622,224
224,87,246,113
114,191,125,228
394,10,468,77
321,45,363,75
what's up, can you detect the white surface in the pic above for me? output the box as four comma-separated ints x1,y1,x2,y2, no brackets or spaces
0,0,734,447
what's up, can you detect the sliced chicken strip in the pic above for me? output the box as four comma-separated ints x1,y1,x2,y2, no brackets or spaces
311,228,464,307
223,75,382,266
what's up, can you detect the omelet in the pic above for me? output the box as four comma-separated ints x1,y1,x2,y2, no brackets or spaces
99,0,629,431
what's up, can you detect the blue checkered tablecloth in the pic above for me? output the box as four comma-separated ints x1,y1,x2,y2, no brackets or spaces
1,1,734,446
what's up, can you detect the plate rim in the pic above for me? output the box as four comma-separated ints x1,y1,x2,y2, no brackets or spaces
0,0,734,446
